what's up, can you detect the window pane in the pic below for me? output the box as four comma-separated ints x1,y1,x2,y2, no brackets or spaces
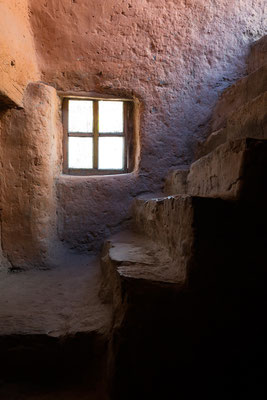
68,137,93,168
99,137,124,170
68,100,93,133
99,101,123,133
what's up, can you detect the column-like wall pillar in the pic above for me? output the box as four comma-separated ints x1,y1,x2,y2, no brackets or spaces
0,83,61,269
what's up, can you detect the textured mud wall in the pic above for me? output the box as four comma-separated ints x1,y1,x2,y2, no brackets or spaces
0,0,40,268
0,84,62,269
0,0,39,107
0,204,10,270
28,0,266,251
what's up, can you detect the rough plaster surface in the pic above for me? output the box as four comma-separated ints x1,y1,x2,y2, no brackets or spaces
27,0,266,251
0,0,39,107
57,173,151,252
30,0,267,166
57,49,266,252
0,0,40,269
0,83,62,269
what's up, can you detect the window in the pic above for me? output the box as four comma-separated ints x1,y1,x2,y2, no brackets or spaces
62,97,134,175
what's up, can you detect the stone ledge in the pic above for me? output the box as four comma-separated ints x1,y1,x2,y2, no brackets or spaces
211,65,267,131
195,128,227,159
188,138,267,200
99,231,182,313
248,35,267,74
197,90,267,158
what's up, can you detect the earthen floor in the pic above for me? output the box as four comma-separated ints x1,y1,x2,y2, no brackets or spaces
0,252,111,400
0,252,111,337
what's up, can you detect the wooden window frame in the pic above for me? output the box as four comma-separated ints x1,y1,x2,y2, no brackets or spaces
62,97,133,176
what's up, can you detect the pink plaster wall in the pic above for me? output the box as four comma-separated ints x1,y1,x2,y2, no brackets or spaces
28,0,266,251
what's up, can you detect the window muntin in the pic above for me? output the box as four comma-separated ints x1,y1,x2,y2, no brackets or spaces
63,98,131,175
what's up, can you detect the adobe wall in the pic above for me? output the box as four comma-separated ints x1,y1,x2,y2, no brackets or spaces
0,1,266,264
0,0,39,107
0,0,41,269
28,0,266,251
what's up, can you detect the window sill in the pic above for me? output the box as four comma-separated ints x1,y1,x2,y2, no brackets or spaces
57,170,136,181
64,168,128,176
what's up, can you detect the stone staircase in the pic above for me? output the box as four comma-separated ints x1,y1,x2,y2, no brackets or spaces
0,35,266,400
100,36,267,399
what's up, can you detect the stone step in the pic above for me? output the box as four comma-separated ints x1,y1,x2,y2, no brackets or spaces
164,168,189,195
166,138,267,200
226,91,267,142
211,65,267,132
195,127,227,159
248,35,267,74
0,254,111,384
199,88,267,158
99,231,182,310
103,195,256,310
109,198,267,399
133,194,239,273
134,195,194,275
100,222,231,398
99,230,186,397
133,191,267,274
188,138,267,201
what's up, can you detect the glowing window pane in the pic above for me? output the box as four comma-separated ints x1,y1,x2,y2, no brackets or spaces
68,137,93,168
99,101,123,133
99,137,124,170
68,100,93,133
